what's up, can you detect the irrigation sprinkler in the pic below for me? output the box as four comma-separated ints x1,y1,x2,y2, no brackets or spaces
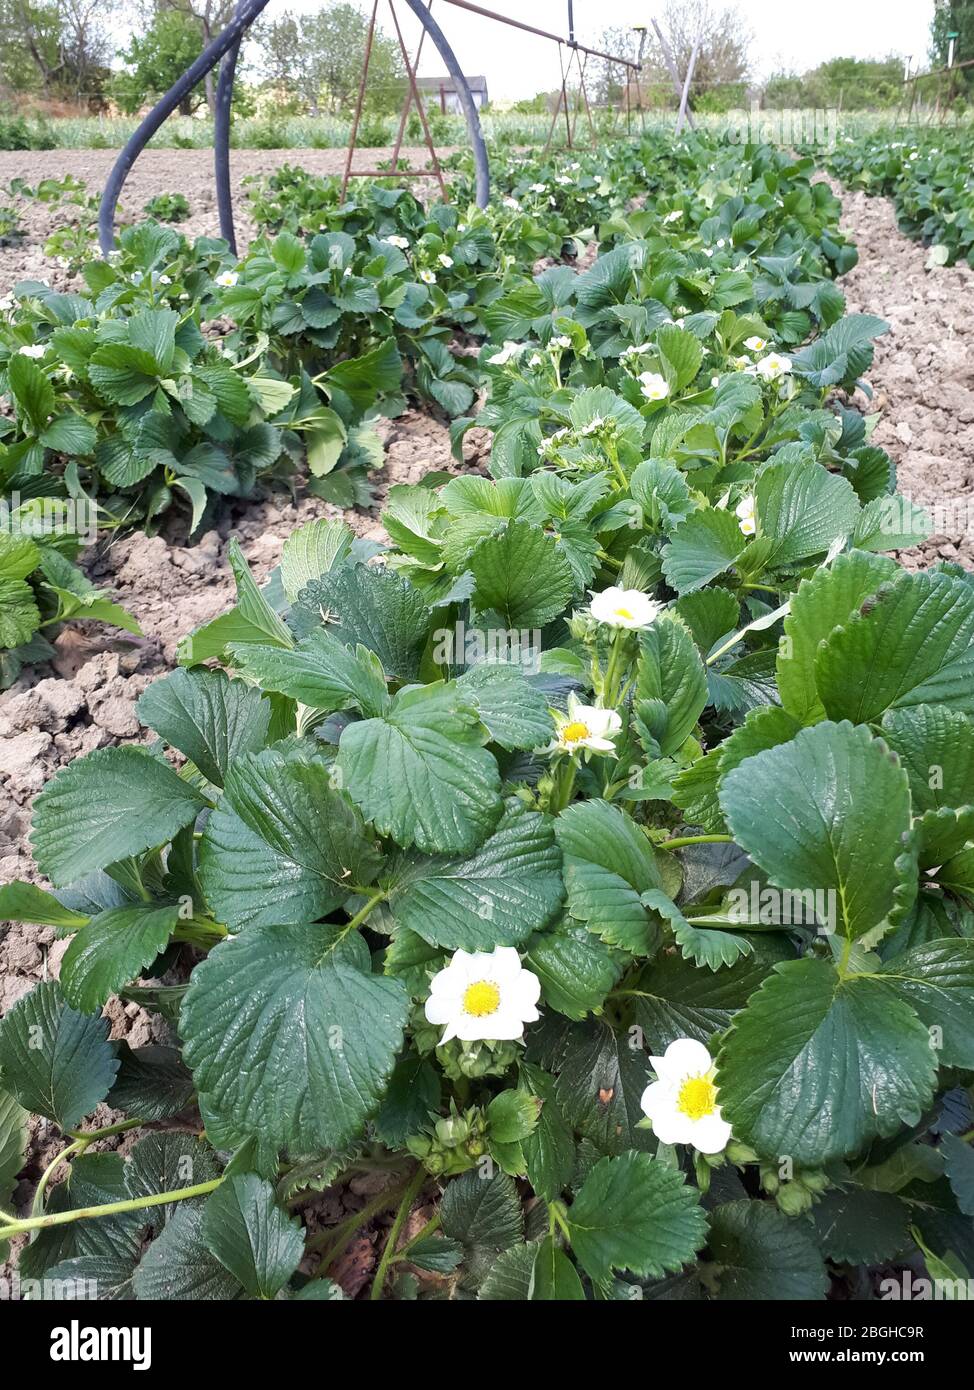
97,0,639,253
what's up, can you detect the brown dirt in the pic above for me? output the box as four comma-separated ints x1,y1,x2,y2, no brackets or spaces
2,162,973,1283
834,185,974,571
0,146,457,292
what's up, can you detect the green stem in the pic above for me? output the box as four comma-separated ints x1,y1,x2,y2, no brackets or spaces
395,1210,441,1261
30,1140,83,1219
306,1176,413,1266
658,832,733,851
341,889,387,938
369,1166,426,1302
0,1177,224,1241
63,1117,143,1143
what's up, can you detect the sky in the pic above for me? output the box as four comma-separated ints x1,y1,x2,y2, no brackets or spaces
295,0,939,102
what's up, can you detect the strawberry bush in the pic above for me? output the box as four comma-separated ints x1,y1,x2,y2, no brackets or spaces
2,131,974,1303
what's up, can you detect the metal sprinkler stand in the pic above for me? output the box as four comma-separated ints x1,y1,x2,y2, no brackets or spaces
97,0,490,257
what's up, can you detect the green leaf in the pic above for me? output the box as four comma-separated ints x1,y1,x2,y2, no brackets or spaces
707,1200,828,1299
815,571,974,723
532,1235,585,1300
0,577,40,649
0,1086,27,1262
525,921,620,1019
280,518,353,603
337,682,502,854
630,458,694,532
720,721,912,942
657,322,704,391
468,518,575,628
107,1043,196,1122
519,1064,575,1202
31,746,208,887
716,957,936,1164
133,1202,243,1301
555,800,662,954
203,1173,304,1299
661,507,744,594
0,531,40,582
124,1132,220,1230
388,799,563,950
454,664,555,751
0,881,90,930
404,1234,463,1274
487,1089,541,1145
568,1152,707,1283
178,539,294,665
88,342,161,405
0,980,117,1128
230,629,389,719
754,460,860,566
811,1188,911,1265
200,746,381,931
881,706,974,814
477,1243,537,1299
941,1134,974,1217
292,563,431,682
635,613,708,757
640,888,751,971
878,939,974,1069
60,904,180,1014
181,925,409,1163
440,1169,523,1248
551,1019,656,1155
40,413,97,455
136,667,271,789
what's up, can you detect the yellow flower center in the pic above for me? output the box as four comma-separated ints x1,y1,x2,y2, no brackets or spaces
562,721,590,744
462,980,501,1017
676,1073,718,1121
614,607,633,620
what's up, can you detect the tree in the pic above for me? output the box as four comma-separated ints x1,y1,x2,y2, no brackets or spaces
931,0,974,66
112,8,206,115
0,0,115,100
254,3,406,116
623,1,752,112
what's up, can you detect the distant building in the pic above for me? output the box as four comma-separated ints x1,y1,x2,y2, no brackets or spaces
416,74,488,113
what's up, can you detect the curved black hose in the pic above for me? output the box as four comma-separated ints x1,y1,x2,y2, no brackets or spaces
98,0,272,253
214,3,245,252
401,0,489,208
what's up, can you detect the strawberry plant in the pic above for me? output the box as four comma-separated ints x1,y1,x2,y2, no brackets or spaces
2,132,973,1302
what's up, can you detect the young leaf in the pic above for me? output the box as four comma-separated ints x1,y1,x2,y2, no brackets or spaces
635,613,708,757
203,1173,304,1300
567,1152,707,1283
337,682,503,854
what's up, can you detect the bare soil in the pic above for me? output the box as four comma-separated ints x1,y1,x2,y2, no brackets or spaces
1,159,972,1291
0,146,455,291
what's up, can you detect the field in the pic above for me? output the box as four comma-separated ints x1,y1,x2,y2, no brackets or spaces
2,124,974,1308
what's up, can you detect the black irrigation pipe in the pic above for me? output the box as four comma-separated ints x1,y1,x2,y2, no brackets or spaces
99,0,490,253
214,1,246,252
98,0,273,255
401,0,490,208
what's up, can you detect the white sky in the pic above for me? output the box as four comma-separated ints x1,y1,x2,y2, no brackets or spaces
298,0,938,100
